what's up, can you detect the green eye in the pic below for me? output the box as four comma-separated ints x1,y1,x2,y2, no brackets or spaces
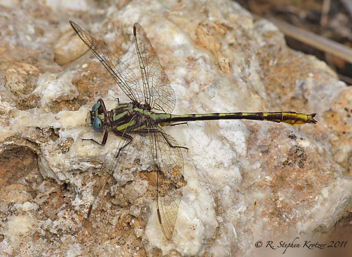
93,117,103,132
92,103,101,111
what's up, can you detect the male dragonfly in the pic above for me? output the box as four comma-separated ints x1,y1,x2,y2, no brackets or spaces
70,21,317,240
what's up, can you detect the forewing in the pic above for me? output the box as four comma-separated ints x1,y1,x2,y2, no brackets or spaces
133,23,176,113
70,21,143,103
148,124,185,240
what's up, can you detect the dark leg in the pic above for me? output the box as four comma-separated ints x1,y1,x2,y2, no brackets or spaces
111,130,133,158
97,98,107,112
82,129,109,145
113,97,120,105
158,131,188,150
170,122,188,127
137,129,188,150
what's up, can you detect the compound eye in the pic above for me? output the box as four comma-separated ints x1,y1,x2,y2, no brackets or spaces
92,103,101,111
93,117,103,132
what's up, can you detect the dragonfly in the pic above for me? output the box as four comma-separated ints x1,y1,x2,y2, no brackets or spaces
69,21,317,240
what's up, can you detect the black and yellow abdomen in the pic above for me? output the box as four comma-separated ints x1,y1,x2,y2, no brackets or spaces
156,111,317,126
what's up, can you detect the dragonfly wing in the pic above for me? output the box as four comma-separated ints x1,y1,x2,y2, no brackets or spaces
87,118,135,218
133,23,176,113
148,124,185,239
70,21,143,104
157,171,183,240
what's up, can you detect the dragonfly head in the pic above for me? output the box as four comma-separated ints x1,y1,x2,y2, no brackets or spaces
86,102,105,132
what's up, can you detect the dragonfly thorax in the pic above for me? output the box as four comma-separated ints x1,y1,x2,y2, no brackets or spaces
111,104,158,132
87,99,162,134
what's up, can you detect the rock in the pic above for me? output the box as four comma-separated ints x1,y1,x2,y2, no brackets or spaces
54,28,89,66
0,0,351,256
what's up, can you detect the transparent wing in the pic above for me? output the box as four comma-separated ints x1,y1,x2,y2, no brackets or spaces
86,121,185,239
133,23,176,113
87,117,136,218
148,124,185,239
70,21,143,104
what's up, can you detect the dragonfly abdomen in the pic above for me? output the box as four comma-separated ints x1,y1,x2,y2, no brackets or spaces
163,112,317,125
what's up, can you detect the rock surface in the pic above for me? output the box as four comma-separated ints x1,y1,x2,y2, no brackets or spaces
0,0,351,256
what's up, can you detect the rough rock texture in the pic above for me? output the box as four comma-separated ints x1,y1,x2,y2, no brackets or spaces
0,0,351,256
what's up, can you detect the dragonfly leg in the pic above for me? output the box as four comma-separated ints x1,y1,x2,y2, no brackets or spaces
111,130,133,158
138,129,188,150
158,131,188,150
82,130,109,145
170,122,188,127
97,98,107,112
114,97,120,105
